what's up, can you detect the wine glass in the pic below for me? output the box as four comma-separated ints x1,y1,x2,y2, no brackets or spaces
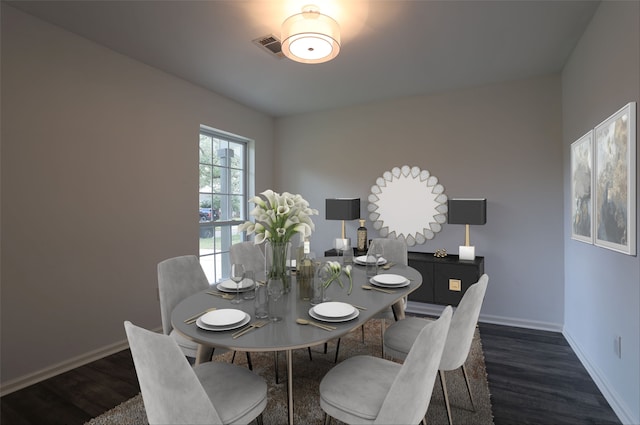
230,263,245,304
267,277,285,321
366,241,384,278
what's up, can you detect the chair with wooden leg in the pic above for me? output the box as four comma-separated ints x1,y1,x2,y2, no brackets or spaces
383,274,489,425
319,306,452,425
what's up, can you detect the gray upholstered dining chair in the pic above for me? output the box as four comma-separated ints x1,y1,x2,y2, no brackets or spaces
158,255,252,367
319,306,452,425
230,242,265,276
124,321,267,425
333,237,409,362
158,255,213,359
383,274,489,425
370,238,409,321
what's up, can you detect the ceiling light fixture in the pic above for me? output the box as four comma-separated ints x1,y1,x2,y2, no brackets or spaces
281,4,341,64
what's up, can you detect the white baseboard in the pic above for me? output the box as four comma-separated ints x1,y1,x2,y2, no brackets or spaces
406,301,564,332
0,339,129,397
0,326,161,397
563,330,636,425
477,312,563,332
408,303,633,423
405,301,447,317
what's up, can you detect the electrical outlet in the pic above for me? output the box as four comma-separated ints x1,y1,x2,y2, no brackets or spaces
614,336,622,359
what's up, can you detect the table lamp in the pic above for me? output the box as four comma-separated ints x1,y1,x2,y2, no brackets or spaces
447,198,487,260
325,198,360,251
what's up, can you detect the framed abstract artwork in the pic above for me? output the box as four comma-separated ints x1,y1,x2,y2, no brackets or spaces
594,102,636,255
571,131,593,244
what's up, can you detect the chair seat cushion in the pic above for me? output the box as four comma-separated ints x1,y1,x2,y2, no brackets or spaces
383,317,429,360
195,361,267,424
320,355,401,424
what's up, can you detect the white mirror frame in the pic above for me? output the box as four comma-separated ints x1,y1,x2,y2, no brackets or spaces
368,165,447,246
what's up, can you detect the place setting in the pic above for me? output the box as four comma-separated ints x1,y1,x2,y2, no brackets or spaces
207,268,257,301
353,255,387,266
308,301,360,324
195,308,251,332
215,279,256,294
368,273,410,289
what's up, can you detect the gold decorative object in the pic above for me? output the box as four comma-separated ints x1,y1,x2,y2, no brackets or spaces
434,249,448,258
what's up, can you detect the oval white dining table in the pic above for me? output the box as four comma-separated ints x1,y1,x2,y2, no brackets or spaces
172,261,422,425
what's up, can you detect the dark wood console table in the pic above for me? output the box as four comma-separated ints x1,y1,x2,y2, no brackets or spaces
323,248,367,257
408,252,484,306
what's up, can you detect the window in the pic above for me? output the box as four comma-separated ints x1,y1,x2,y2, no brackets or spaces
199,127,249,283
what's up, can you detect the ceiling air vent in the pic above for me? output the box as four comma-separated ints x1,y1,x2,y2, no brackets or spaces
253,34,285,59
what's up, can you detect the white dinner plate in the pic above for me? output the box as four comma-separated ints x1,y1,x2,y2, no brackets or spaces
372,274,409,286
216,282,255,293
200,309,246,327
312,302,356,319
354,256,387,265
218,278,255,291
196,313,251,331
308,307,359,323
369,277,410,289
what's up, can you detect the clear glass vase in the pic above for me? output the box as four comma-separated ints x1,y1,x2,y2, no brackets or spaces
312,261,333,304
265,240,291,293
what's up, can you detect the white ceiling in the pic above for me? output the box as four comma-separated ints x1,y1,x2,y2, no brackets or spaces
8,0,600,117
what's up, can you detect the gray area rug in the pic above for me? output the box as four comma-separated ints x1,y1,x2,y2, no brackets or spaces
86,319,493,424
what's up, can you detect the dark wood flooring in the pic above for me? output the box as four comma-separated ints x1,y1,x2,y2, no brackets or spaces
480,323,621,425
1,323,621,425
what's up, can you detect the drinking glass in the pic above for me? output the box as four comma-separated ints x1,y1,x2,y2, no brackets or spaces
366,241,384,278
230,263,245,304
242,270,256,300
254,281,269,319
341,243,354,266
267,277,285,321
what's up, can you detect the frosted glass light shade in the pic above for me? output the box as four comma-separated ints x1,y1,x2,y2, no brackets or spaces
281,7,340,64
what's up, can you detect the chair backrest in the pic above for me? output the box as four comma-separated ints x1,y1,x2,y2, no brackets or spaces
157,255,209,335
371,238,408,266
230,242,265,275
440,274,489,371
375,306,453,425
124,321,222,424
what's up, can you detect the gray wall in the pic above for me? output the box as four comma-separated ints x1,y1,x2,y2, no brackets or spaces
562,2,640,423
275,75,565,329
1,5,274,388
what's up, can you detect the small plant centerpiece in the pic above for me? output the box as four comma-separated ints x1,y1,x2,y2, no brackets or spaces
320,261,354,295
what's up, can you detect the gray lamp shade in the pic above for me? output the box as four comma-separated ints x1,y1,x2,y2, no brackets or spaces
447,198,487,225
325,198,361,220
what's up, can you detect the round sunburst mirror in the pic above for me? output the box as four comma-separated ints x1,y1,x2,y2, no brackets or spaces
368,165,447,246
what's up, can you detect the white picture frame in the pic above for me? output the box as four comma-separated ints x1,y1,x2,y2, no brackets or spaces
571,131,594,244
594,102,636,255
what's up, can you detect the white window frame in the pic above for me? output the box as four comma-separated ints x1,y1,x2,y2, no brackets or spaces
198,126,254,283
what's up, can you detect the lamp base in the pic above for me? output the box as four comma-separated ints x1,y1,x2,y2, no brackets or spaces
459,245,476,261
334,238,351,251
